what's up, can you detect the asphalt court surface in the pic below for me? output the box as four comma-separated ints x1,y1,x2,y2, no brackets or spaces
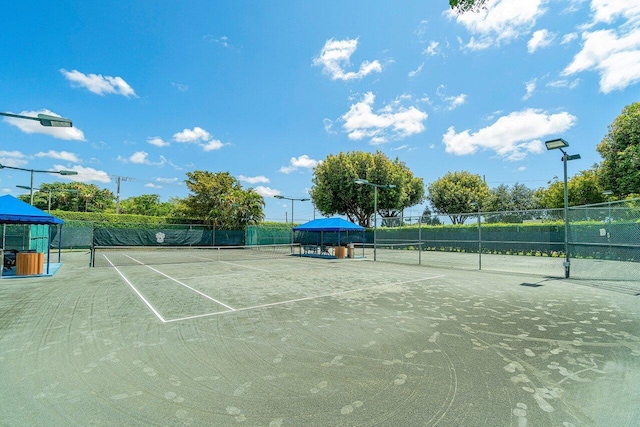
1,251,639,426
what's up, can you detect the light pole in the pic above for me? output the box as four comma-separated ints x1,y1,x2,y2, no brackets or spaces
274,195,310,226
545,138,581,278
274,195,310,246
1,112,73,127
354,178,396,261
16,185,78,212
0,163,78,205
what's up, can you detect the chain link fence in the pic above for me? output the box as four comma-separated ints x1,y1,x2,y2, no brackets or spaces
371,198,639,289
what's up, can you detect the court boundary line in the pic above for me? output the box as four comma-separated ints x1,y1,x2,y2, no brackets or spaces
164,275,445,323
103,254,167,323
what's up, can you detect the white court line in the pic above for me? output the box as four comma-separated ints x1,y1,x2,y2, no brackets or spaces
219,260,271,272
142,264,236,311
165,275,445,323
103,254,167,323
120,254,236,311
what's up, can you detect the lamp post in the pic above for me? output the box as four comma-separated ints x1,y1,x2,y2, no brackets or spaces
274,195,310,246
0,163,78,205
16,185,78,212
274,195,310,226
354,178,396,261
0,112,73,127
544,138,581,278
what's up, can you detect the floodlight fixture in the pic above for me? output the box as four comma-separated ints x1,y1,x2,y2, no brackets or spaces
0,112,73,127
545,138,569,150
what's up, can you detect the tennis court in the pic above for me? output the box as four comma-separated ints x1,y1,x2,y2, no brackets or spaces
1,249,639,426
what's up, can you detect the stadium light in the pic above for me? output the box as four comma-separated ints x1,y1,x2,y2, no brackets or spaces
545,138,580,278
0,112,73,127
0,163,78,205
354,178,396,261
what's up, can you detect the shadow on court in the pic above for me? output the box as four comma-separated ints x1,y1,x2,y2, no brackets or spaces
1,251,639,426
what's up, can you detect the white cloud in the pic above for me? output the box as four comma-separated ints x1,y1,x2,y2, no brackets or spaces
54,165,111,183
2,109,85,141
238,175,270,184
202,139,224,151
323,118,335,134
547,78,581,89
450,0,547,50
35,150,80,162
424,41,440,56
442,108,577,161
313,38,382,81
156,177,180,185
279,155,319,174
129,151,149,164
445,93,467,110
563,28,640,93
255,186,280,197
589,0,640,27
561,2,640,93
120,151,167,166
147,136,170,147
0,150,28,168
527,29,555,53
408,62,424,78
340,92,428,144
561,32,579,44
60,69,136,97
522,78,537,100
173,127,211,143
172,126,226,151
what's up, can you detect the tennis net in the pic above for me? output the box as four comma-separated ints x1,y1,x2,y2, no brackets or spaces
91,243,301,267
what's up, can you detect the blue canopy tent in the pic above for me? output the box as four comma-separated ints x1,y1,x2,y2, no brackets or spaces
0,195,64,277
293,218,365,258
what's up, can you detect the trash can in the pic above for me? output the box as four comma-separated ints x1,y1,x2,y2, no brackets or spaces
335,246,346,259
16,252,44,275
347,244,355,258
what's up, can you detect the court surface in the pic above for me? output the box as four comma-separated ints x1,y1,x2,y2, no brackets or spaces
1,251,639,426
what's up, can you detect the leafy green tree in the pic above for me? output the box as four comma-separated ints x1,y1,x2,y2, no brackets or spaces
421,206,442,225
119,194,175,216
427,171,489,224
536,168,606,209
20,182,114,212
449,0,488,13
16,181,83,211
310,151,424,227
597,101,640,198
483,183,541,223
182,171,264,229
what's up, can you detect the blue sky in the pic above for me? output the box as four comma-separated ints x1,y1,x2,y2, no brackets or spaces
1,0,639,222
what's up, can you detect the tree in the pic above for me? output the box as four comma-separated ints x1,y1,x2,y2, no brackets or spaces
421,206,442,225
449,0,488,13
182,171,264,229
536,168,607,209
427,171,489,224
119,194,175,216
597,101,640,198
310,151,424,227
483,183,541,223
19,182,114,212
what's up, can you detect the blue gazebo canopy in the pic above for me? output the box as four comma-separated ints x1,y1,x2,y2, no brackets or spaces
0,195,64,225
293,217,364,232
